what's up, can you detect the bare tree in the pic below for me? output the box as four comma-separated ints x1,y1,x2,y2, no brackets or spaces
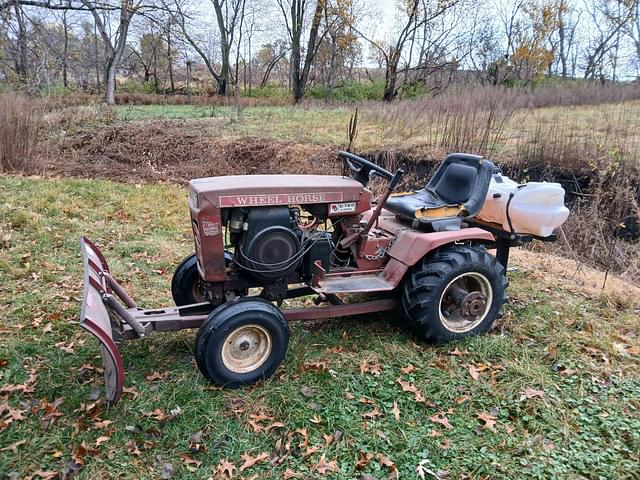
276,0,325,102
351,0,459,101
172,0,246,95
583,0,635,80
211,0,245,95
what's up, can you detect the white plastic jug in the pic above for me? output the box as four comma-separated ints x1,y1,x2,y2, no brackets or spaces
476,174,570,237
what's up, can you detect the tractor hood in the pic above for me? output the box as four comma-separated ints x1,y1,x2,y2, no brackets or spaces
190,174,370,208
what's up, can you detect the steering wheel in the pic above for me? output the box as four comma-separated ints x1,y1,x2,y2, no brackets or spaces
338,151,394,186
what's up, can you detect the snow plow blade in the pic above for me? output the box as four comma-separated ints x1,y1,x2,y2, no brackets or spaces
79,237,127,405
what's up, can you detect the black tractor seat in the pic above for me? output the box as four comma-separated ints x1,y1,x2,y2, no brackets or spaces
384,153,494,231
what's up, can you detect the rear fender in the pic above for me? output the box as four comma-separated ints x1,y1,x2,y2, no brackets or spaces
381,228,495,287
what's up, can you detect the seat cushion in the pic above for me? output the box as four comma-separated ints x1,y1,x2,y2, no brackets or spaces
432,163,478,204
385,189,461,221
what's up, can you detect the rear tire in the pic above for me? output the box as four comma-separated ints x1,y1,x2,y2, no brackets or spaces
195,298,288,388
402,244,507,345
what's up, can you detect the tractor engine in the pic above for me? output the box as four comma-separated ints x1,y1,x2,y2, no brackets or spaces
226,206,331,283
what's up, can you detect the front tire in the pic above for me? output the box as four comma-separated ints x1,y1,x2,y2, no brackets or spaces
171,254,206,306
402,244,507,345
195,299,288,388
171,252,235,306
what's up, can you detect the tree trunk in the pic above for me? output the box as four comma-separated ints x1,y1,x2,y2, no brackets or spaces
13,3,28,82
105,59,117,105
62,10,69,87
167,25,175,94
383,50,399,102
298,0,323,102
94,19,100,92
558,0,567,77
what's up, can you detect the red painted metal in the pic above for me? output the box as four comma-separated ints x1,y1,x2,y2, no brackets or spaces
190,195,227,282
190,174,372,212
82,318,125,405
387,227,494,266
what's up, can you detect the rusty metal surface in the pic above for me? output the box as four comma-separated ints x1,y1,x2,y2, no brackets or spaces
381,257,409,287
283,298,398,321
190,175,372,210
79,237,125,405
313,274,395,294
190,195,227,282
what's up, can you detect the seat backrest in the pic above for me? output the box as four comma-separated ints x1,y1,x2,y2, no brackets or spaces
427,153,494,217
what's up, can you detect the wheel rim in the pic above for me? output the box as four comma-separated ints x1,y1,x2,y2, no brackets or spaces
191,279,206,303
221,324,272,374
438,272,493,333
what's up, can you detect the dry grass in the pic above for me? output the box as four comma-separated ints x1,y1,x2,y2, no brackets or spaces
0,95,44,173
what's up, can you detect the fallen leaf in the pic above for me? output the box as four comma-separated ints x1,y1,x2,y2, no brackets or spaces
304,445,321,457
216,458,236,478
315,455,339,474
358,396,375,405
247,411,274,432
468,364,480,380
429,413,453,429
126,440,142,456
30,470,57,479
93,419,112,429
391,400,400,421
323,433,334,446
122,386,140,399
356,451,373,469
396,378,426,403
521,386,545,400
362,408,383,419
450,347,468,356
180,453,202,467
360,360,383,376
6,407,27,422
400,364,415,374
613,342,639,356
454,395,471,404
239,452,269,472
283,468,303,479
477,412,497,431
377,453,397,471
302,360,329,372
145,371,169,381
95,436,110,446
265,421,286,431
327,346,348,354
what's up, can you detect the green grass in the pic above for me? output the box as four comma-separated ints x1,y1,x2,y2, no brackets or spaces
115,105,355,146
1,176,639,479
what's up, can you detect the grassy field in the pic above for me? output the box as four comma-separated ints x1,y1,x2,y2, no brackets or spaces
1,175,639,479
108,101,640,159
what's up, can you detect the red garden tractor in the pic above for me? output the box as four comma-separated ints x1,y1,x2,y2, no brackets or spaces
80,151,562,404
